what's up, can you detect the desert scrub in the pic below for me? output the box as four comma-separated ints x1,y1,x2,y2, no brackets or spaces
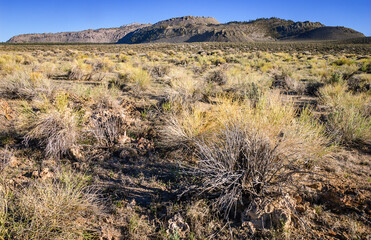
38,61,57,78
146,63,170,78
0,169,101,240
225,70,272,101
71,84,126,147
165,67,205,103
332,57,356,66
115,63,152,91
67,59,93,80
187,123,291,217
164,92,330,162
0,71,54,100
185,200,222,238
88,109,124,147
206,68,228,86
161,102,217,147
273,70,306,94
118,53,130,62
347,74,371,93
84,57,115,75
19,92,82,158
72,83,121,109
0,54,16,74
320,83,371,145
173,94,330,217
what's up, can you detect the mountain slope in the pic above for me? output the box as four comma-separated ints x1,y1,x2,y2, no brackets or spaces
118,17,364,44
292,26,366,40
7,24,150,43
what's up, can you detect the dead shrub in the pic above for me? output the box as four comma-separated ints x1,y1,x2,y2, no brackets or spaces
184,123,296,218
149,64,170,78
89,110,123,147
273,74,305,94
206,69,228,86
21,93,80,159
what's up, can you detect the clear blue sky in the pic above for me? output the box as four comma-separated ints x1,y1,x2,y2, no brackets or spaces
0,0,370,42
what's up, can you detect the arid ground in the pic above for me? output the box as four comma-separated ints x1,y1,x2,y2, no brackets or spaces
0,42,370,239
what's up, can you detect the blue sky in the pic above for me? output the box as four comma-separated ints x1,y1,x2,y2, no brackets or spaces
0,0,370,42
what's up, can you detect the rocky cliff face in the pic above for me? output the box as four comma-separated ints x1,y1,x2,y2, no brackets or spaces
7,23,150,43
153,16,220,27
7,17,366,44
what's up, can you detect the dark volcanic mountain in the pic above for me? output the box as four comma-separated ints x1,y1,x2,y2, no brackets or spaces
7,16,365,43
292,26,365,40
118,17,364,43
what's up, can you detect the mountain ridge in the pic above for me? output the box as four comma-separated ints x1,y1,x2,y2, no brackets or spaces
7,16,366,43
7,23,150,43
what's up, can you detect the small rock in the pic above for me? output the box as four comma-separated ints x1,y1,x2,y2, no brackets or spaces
70,146,85,161
40,168,54,180
32,170,39,178
166,214,190,238
9,156,20,167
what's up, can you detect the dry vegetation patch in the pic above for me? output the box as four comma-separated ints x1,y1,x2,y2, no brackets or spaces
0,43,369,239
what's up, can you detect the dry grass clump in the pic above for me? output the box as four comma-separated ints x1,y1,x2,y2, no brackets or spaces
67,59,93,80
165,92,329,162
0,169,101,240
125,208,154,240
161,102,216,147
91,57,115,72
115,63,152,91
347,74,371,93
71,84,127,148
20,93,81,158
38,62,57,78
224,68,272,101
166,67,205,103
320,83,371,145
72,83,121,108
185,200,222,238
0,71,54,100
0,54,32,75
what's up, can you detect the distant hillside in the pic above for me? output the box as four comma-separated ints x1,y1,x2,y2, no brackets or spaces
292,26,365,40
7,16,366,44
7,24,150,43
